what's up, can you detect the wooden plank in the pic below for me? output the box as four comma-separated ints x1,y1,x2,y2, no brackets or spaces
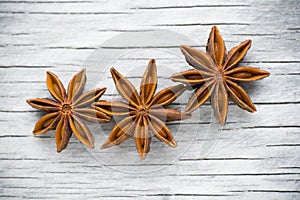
0,0,299,199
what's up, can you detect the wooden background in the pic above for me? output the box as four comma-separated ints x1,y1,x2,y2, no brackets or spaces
1,0,299,199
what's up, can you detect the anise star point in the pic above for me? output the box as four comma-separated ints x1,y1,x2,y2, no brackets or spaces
27,69,110,152
172,26,270,125
93,59,191,160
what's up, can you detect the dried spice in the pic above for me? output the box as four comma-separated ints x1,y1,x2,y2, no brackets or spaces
27,69,110,152
171,26,270,124
92,59,191,159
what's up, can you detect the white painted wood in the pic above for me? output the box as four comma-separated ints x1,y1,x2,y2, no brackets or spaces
0,0,299,199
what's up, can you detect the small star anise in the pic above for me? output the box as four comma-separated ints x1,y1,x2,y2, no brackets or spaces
171,26,270,124
27,69,110,152
92,59,191,160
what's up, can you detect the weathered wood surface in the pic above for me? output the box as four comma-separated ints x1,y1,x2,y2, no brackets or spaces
0,0,299,199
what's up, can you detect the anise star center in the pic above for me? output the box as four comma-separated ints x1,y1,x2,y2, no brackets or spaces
61,103,72,113
136,104,150,116
213,67,225,81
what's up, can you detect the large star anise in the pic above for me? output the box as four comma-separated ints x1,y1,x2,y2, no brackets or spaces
92,59,190,159
26,69,110,152
171,26,270,124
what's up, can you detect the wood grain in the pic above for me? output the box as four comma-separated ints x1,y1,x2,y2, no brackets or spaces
0,0,299,199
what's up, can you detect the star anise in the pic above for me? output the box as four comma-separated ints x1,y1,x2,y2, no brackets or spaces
171,26,270,125
92,59,191,160
26,69,110,152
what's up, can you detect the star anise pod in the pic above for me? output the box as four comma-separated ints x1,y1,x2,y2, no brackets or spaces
92,59,191,160
26,69,110,152
171,26,270,125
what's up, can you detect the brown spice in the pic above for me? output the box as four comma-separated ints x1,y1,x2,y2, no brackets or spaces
171,26,270,124
27,69,110,152
92,59,191,160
